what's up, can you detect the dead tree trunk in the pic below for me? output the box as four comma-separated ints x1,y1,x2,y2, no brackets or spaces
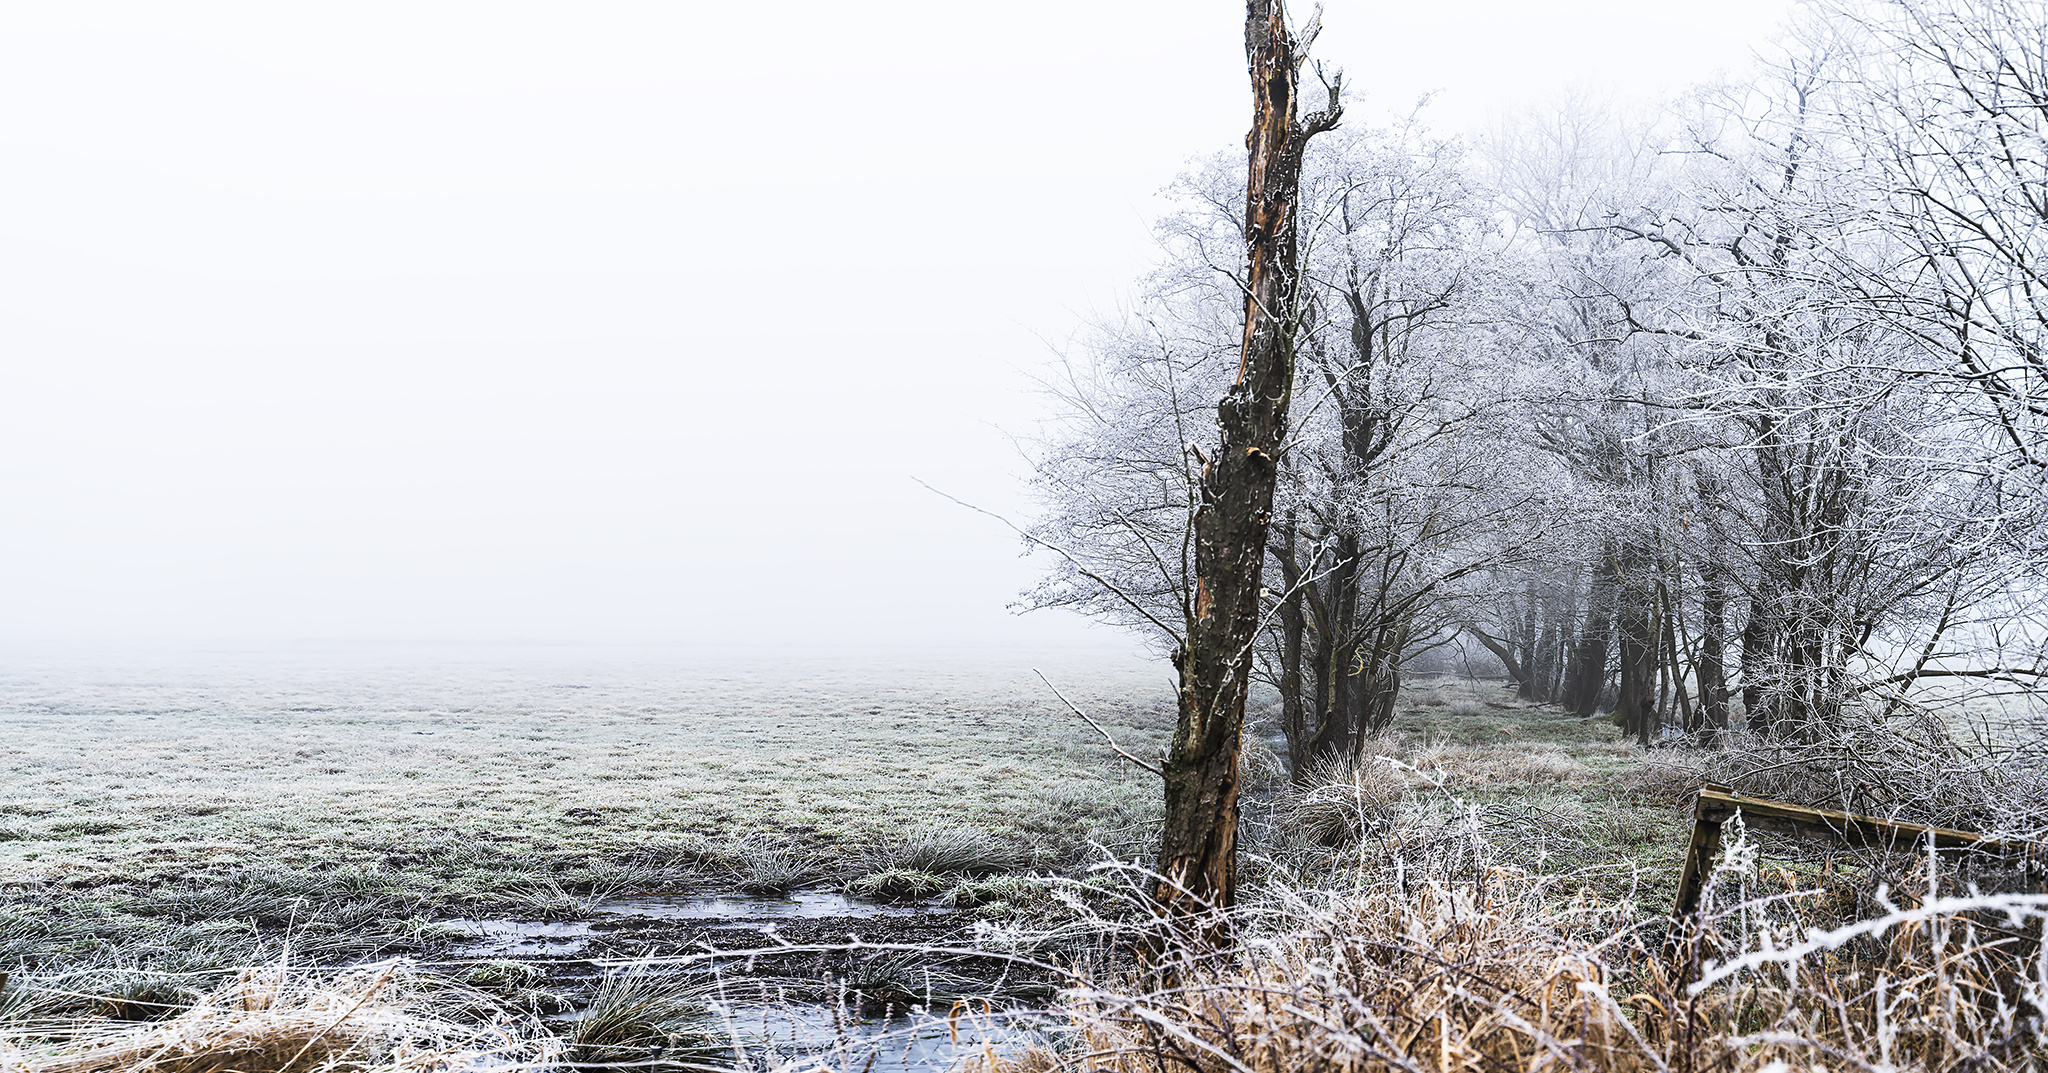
1154,0,1339,928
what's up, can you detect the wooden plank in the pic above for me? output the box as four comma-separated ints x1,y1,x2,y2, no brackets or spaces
1673,785,2044,918
1695,787,2036,854
1673,792,1724,917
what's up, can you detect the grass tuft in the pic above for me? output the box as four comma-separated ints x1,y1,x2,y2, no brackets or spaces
76,971,198,1022
564,969,720,1071
1285,755,1410,846
498,876,587,920
941,874,1050,912
730,841,822,896
836,950,977,1015
845,869,946,902
1444,696,1487,717
859,825,1021,878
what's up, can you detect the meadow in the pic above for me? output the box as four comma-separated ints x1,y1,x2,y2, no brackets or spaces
4,646,2038,1071
0,647,1172,892
0,648,1694,939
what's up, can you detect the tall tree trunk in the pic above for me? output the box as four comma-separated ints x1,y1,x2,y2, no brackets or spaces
1274,518,1308,778
1546,567,1580,703
1785,622,1829,740
1361,618,1408,734
1154,0,1339,928
1659,576,1692,737
1740,596,1774,735
1614,545,1657,745
1697,562,1729,735
1529,575,1564,704
1307,534,1360,765
1516,580,1541,699
1565,549,1618,717
1617,600,1656,745
1305,593,1332,760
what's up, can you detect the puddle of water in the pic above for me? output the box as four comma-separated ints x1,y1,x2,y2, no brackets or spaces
439,887,934,957
712,1002,1047,1073
440,884,942,958
442,919,600,958
598,886,931,920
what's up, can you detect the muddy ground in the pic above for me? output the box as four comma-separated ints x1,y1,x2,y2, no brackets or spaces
422,887,1069,1016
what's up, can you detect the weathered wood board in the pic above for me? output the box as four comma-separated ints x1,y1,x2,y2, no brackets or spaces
1674,784,2045,917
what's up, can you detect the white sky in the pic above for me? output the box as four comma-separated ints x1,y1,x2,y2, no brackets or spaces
0,0,1793,651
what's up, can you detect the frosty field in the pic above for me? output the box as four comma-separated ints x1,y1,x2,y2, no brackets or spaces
0,644,1175,892
0,644,1799,1071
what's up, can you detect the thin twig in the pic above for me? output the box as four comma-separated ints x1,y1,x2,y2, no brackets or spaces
911,477,1182,642
1035,668,1165,778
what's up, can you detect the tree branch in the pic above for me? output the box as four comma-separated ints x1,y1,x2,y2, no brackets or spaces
1034,669,1164,778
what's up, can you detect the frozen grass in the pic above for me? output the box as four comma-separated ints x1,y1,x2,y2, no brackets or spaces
563,968,719,1070
0,648,1167,972
1,668,1695,977
845,868,948,901
976,799,2048,1072
728,841,824,897
0,649,1168,881
1248,679,1694,906
941,874,1053,912
9,652,2039,1070
0,966,555,1072
975,875,2048,1071
855,824,1024,880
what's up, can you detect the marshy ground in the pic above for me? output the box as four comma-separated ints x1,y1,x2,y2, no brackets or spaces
0,646,1738,1068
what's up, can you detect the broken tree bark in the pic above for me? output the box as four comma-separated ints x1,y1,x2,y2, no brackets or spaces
1153,0,1339,931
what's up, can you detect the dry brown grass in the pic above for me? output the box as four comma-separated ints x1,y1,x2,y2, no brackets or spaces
973,842,2048,1073
1406,740,1593,789
1619,758,1708,808
0,968,553,1073
972,871,1647,1073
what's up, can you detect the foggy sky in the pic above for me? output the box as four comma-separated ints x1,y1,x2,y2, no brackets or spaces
0,1,1792,651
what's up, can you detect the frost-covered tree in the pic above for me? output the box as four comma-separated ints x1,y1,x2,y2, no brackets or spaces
1030,108,1547,777
1031,0,2048,780
1824,0,2048,480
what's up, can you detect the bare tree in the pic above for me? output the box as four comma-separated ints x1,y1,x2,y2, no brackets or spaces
1030,114,1544,783
1473,91,1677,733
1824,0,2048,478
1573,35,2027,740
1152,0,1341,929
1275,120,1531,768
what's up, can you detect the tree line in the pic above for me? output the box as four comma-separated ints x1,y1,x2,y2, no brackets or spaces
1028,0,2048,828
